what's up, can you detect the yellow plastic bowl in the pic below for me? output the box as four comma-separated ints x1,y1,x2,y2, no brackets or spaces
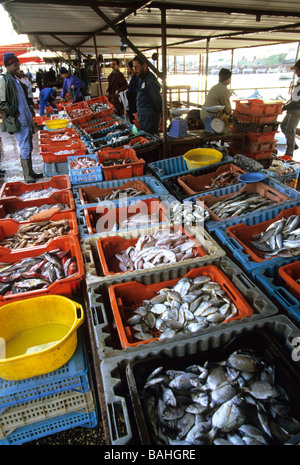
183,148,223,170
0,295,84,380
44,119,69,129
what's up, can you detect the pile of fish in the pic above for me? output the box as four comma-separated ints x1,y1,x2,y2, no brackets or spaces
210,191,275,219
68,108,89,119
49,134,76,142
202,169,241,191
101,157,135,167
168,202,207,226
116,212,160,231
0,220,71,249
5,203,69,222
54,149,77,156
126,275,238,341
115,230,199,273
69,156,98,170
19,187,60,200
266,159,294,176
0,248,78,295
89,102,111,113
141,348,300,445
95,187,146,202
250,214,300,258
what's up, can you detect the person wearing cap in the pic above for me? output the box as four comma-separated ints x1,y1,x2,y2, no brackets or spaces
39,87,58,116
0,52,42,183
281,59,300,158
59,67,85,103
200,68,232,127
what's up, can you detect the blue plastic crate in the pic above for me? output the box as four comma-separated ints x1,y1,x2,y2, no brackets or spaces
72,175,170,210
68,154,103,185
252,257,300,324
44,161,69,176
0,409,98,445
148,154,233,181
262,162,300,189
0,335,90,409
185,177,300,232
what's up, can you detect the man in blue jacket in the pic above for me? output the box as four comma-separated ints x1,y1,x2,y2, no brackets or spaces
59,67,84,103
39,87,58,116
132,56,162,134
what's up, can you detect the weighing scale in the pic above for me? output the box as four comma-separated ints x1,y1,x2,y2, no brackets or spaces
204,105,225,134
168,108,189,138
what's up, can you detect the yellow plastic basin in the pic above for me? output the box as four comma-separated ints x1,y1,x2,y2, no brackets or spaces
0,295,84,380
183,148,223,170
44,119,69,129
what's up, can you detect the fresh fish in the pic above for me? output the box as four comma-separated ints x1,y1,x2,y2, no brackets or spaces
210,192,275,219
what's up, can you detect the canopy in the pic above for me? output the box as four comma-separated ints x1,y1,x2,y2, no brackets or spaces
0,42,33,66
17,50,58,64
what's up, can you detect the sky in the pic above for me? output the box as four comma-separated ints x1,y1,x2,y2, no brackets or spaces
0,5,28,45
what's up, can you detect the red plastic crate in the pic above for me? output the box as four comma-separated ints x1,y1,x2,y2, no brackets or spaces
64,101,93,125
0,235,84,306
97,148,145,181
83,197,168,235
0,211,79,252
97,226,207,277
78,116,114,130
0,190,75,222
83,120,118,136
0,175,71,199
245,132,278,144
233,109,279,125
78,180,153,205
108,265,254,348
234,99,284,117
230,143,274,160
39,142,87,163
85,95,114,119
279,261,300,300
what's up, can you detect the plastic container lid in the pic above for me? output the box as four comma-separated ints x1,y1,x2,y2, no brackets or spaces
238,172,267,183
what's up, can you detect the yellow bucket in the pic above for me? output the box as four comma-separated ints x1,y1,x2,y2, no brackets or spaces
183,148,223,170
0,295,84,380
44,119,69,129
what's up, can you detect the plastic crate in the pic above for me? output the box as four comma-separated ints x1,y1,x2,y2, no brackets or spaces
39,141,87,164
0,235,84,306
98,148,145,181
234,99,284,116
68,154,103,185
78,116,115,130
0,190,75,221
233,109,279,125
263,161,300,189
177,164,246,196
232,116,281,134
279,260,300,300
245,131,278,144
108,265,254,349
0,175,71,199
85,95,114,119
0,211,78,251
83,120,120,136
230,143,274,160
43,161,69,176
64,101,93,126
38,128,78,142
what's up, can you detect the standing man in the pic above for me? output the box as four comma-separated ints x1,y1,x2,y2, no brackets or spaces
59,67,85,103
200,68,232,126
36,68,46,91
281,59,300,158
132,56,162,134
106,58,128,117
0,52,42,183
39,87,58,116
126,60,138,124
73,60,90,97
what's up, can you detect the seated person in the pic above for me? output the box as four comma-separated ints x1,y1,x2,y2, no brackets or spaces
186,109,204,130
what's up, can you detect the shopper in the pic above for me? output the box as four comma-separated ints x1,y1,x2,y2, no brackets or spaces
126,60,138,124
0,52,42,183
36,68,46,91
59,67,85,103
281,59,300,158
39,87,58,116
200,68,232,126
106,58,128,117
73,60,90,97
132,56,162,134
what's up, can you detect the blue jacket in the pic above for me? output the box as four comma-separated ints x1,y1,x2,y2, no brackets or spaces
136,70,162,134
60,74,84,103
39,87,58,116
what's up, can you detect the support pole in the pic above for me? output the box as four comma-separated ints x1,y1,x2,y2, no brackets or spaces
93,33,103,96
204,38,210,98
161,7,167,159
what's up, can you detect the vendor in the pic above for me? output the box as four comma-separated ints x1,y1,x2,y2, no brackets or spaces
59,67,85,103
39,87,58,116
200,68,232,126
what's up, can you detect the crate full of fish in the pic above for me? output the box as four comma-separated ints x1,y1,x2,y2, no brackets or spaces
85,95,114,119
99,314,297,445
0,175,71,200
77,115,115,131
38,127,78,142
234,99,284,117
177,164,246,196
215,206,300,276
64,101,93,126
68,154,103,185
39,140,87,164
0,212,78,252
97,148,145,181
189,178,300,231
0,235,84,305
81,117,118,136
0,191,75,223
262,159,300,190
72,176,169,210
86,255,279,363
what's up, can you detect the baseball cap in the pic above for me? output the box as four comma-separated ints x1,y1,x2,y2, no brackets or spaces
291,59,300,70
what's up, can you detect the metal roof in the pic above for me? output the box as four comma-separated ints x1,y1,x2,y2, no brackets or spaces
3,0,300,57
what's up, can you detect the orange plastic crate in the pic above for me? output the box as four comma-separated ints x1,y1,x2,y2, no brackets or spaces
85,95,114,119
233,109,279,125
0,235,85,306
0,175,71,199
39,142,87,163
97,226,207,277
279,261,300,300
245,132,278,144
78,116,114,130
83,197,168,235
234,99,284,117
97,148,145,181
78,180,153,205
64,101,93,125
230,143,274,160
108,265,254,348
83,120,119,135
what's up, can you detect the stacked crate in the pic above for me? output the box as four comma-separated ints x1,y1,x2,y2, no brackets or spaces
230,99,284,160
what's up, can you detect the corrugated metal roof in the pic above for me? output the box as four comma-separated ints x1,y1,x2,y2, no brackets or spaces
3,0,300,57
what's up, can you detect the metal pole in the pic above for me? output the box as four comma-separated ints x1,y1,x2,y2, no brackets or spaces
204,38,210,98
161,7,168,159
93,33,102,96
